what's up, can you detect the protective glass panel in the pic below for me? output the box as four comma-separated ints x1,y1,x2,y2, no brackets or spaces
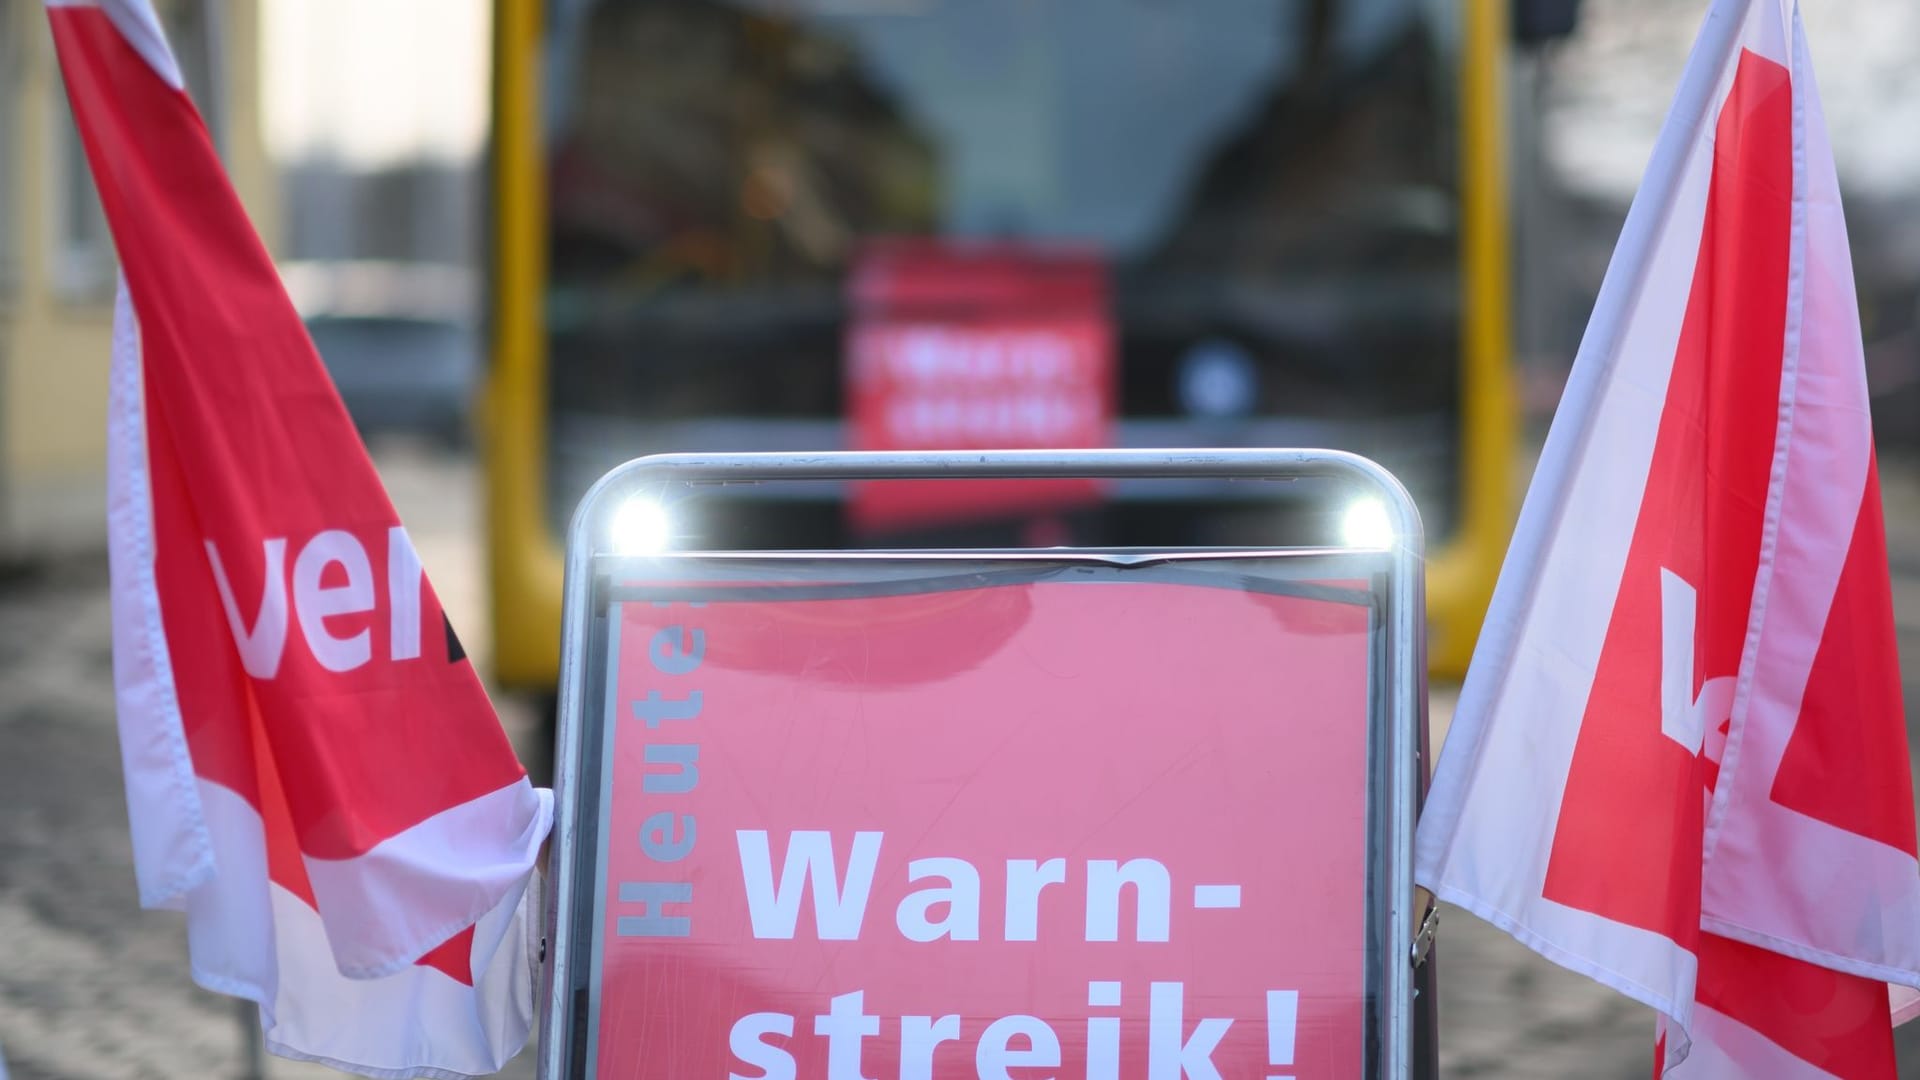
556,548,1395,1079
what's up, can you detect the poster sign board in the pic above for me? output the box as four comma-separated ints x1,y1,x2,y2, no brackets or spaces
844,242,1115,533
540,451,1432,1080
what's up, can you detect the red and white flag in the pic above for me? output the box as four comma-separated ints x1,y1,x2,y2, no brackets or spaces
1415,0,1920,1073
48,2,553,1075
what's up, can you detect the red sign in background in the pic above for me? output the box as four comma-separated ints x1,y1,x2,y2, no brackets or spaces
592,572,1372,1078
845,242,1116,534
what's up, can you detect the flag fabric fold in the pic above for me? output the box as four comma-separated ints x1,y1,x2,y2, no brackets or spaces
1414,0,1920,1072
49,1,554,1075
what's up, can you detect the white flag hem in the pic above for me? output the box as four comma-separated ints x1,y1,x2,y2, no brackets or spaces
106,277,214,911
260,882,538,1080
1696,0,1807,884
305,780,554,982
1426,884,1691,1020
1702,916,1920,991
1677,1004,1842,1080
185,780,538,1079
259,1041,515,1080
191,937,533,1080
44,0,184,89
1891,985,1920,1026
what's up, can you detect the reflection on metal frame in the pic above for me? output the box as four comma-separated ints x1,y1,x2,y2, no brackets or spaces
539,448,1433,1079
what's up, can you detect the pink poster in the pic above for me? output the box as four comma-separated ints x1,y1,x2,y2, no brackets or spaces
844,241,1115,534
591,572,1374,1078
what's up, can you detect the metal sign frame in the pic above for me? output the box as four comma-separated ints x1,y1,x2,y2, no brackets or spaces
538,448,1434,1078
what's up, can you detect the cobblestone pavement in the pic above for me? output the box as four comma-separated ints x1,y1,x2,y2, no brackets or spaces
2,440,1919,1078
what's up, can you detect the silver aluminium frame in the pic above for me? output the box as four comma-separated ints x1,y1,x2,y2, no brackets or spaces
537,448,1432,1079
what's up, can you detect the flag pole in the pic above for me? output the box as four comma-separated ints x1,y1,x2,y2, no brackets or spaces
235,999,263,1080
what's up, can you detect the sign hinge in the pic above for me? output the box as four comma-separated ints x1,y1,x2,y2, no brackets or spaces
1410,902,1438,968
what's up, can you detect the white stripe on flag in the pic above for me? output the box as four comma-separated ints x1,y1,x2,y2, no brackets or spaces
1892,985,1920,1026
44,0,184,89
1697,5,1920,985
106,277,212,912
304,780,553,980
1671,1006,1841,1080
188,781,538,1080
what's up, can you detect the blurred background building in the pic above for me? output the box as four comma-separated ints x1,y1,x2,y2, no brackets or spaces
0,0,486,570
0,0,276,561
266,0,488,451
1514,0,1920,446
4,0,1915,561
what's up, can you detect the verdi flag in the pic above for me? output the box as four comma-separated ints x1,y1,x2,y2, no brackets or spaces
1414,0,1920,1073
46,1,553,1075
